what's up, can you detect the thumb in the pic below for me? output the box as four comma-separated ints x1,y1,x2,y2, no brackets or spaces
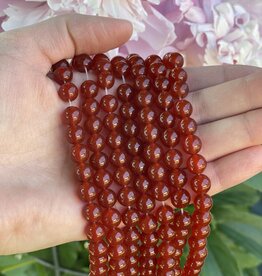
3,14,133,73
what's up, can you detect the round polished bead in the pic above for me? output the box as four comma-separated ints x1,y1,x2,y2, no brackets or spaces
58,82,78,102
80,80,98,98
89,255,108,266
76,163,93,181
194,194,213,211
143,232,158,246
131,156,147,174
175,228,190,238
127,137,142,155
53,66,73,84
171,82,189,98
79,182,98,202
158,242,176,257
192,211,212,226
169,169,187,188
135,175,150,192
72,54,92,72
131,64,146,77
151,182,170,201
89,240,108,257
158,256,177,270
122,208,140,226
157,224,176,241
114,167,133,186
182,134,202,154
140,214,157,234
117,84,134,102
140,268,156,276
94,58,112,73
101,95,118,112
154,76,170,91
141,124,159,143
145,54,162,67
90,152,108,169
98,189,116,207
148,62,166,77
108,244,127,259
169,67,187,83
157,91,174,110
135,75,151,90
84,203,102,222
111,56,126,65
138,108,155,124
110,149,128,167
143,143,163,163
124,226,140,244
94,169,112,188
128,266,139,275
109,258,127,271
164,149,183,169
107,228,125,245
135,90,154,107
118,187,137,206
87,133,104,152
191,225,211,239
67,125,84,144
137,194,155,213
191,174,211,194
71,143,89,163
85,223,106,242
103,113,121,130
148,163,165,181
158,111,175,128
163,52,184,68
98,71,114,89
102,208,121,227
141,246,158,259
120,102,136,119
82,98,99,115
177,117,197,135
188,237,207,250
123,120,138,137
161,129,179,147
171,189,191,208
52,59,69,71
127,243,139,256
127,54,144,66
173,99,192,117
155,205,175,223
174,211,192,228
128,255,139,267
113,60,130,78
140,256,157,268
93,53,109,62
84,116,102,133
63,106,82,125
187,154,207,174
192,247,208,261
106,131,123,149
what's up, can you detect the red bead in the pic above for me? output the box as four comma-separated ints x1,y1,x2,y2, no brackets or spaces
101,95,118,112
106,131,123,149
111,56,126,65
158,242,176,257
164,149,183,169
175,228,189,238
71,143,89,162
110,149,128,167
187,154,207,174
174,211,192,228
141,246,157,258
127,54,144,66
191,174,211,194
191,225,211,238
98,71,114,89
98,189,116,207
72,54,92,72
82,98,99,115
145,54,162,67
163,52,184,68
188,237,207,250
157,224,176,241
151,182,170,201
138,107,155,124
94,58,112,73
143,233,158,246
93,53,109,63
141,124,159,143
143,143,162,163
67,125,84,144
102,208,121,227
169,169,187,188
87,134,104,152
171,189,191,208
124,226,140,244
108,244,127,259
123,120,138,137
192,211,212,226
135,175,150,192
173,99,192,117
170,82,189,98
131,64,146,77
76,163,93,181
135,90,154,107
103,113,121,130
52,59,69,71
122,208,140,226
80,80,98,98
157,91,174,110
63,106,82,125
113,60,130,78
79,182,98,202
84,203,102,222
89,255,108,266
148,163,165,181
117,84,134,102
131,156,147,174
155,205,175,223
177,117,197,135
154,76,170,91
192,247,208,261
85,223,106,242
182,134,202,154
140,214,157,234
161,129,179,147
89,241,108,257
107,228,125,245
135,75,151,90
169,67,187,83
118,187,137,206
158,111,175,128
53,66,73,84
137,194,155,213
127,138,142,156
148,62,167,77
58,82,78,102
140,257,157,268
114,167,133,186
90,152,108,169
158,256,177,270
94,169,112,188
120,102,136,119
109,258,127,271
85,116,102,133
194,194,213,211
127,243,139,256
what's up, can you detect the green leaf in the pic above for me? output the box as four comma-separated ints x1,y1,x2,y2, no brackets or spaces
244,173,262,192
57,242,81,269
201,231,242,276
243,267,260,276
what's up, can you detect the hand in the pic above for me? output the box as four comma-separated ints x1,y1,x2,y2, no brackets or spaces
0,14,261,255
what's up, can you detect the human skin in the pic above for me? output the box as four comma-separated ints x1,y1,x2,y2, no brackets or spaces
0,14,261,255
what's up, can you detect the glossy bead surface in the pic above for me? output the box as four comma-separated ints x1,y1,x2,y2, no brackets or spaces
143,143,162,163
192,211,212,226
135,75,151,90
140,214,157,234
72,54,92,72
110,149,128,167
85,116,102,133
113,61,130,78
106,131,123,149
84,203,102,222
182,134,202,154
81,80,98,98
135,90,154,107
154,76,170,91
52,59,69,71
161,129,179,147
143,232,158,246
120,103,136,119
151,182,170,201
63,106,82,125
94,169,112,188
173,99,192,117
107,228,125,245
127,138,142,156
141,124,159,143
85,223,106,242
171,189,191,208
138,108,155,124
157,91,173,109
98,189,116,207
89,241,108,256
79,182,98,202
148,62,166,76
169,67,187,83
71,144,89,163
131,156,147,174
101,95,118,112
98,71,114,89
124,226,140,244
53,66,73,84
135,175,150,192
169,169,187,188
164,149,183,169
137,194,156,213
148,163,165,181
158,111,175,128
187,154,207,174
163,52,184,68
58,82,78,102
155,205,175,223
177,117,197,135
123,120,138,137
117,84,134,102
67,125,84,144
102,208,121,227
118,187,137,206
114,167,132,186
145,54,162,67
82,98,99,115
131,64,146,77
157,224,176,241
194,194,213,211
108,244,127,259
90,152,108,169
87,134,104,152
122,208,140,226
191,174,211,194
76,164,93,181
174,211,192,228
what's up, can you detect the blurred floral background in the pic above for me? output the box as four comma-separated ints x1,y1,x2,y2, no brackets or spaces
0,1,261,275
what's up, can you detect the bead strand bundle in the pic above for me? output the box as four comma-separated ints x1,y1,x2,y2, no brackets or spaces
50,52,213,276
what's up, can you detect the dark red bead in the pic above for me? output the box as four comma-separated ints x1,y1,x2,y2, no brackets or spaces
107,228,125,245
84,116,102,133
80,80,99,98
87,134,104,152
90,152,108,169
106,131,123,149
114,167,133,186
98,71,114,89
124,226,140,244
84,203,102,222
173,99,192,117
194,194,213,211
123,120,138,137
157,91,174,110
192,211,212,225
163,52,184,68
127,137,142,155
187,154,207,174
135,90,154,107
144,54,162,67
94,169,112,188
94,58,112,73
141,124,159,143
191,174,211,194
135,75,151,90
148,62,166,77
93,53,109,63
108,244,127,259
182,134,202,154
164,149,183,169
89,240,108,257
158,256,177,270
171,188,191,208
72,54,92,72
71,143,89,162
120,102,136,119
169,67,187,82
143,232,158,246
135,175,150,192
85,223,106,242
140,214,157,234
79,182,98,202
143,143,162,163
131,156,147,174
102,208,121,227
113,60,130,78
103,113,121,130
110,149,128,167
117,84,134,102
174,211,192,228
158,111,175,128
170,82,189,98
109,258,127,271
58,82,78,102
76,163,93,181
131,64,146,77
154,76,170,91
188,237,207,250
82,98,99,115
137,194,155,213
191,225,211,238
118,187,137,206
67,125,84,144
63,106,82,125
148,163,165,181
151,182,170,201
52,59,69,71
111,56,126,65
157,224,176,241
156,205,175,223
53,66,73,84
169,169,187,188
122,208,140,226
98,189,116,207
161,129,179,147
127,54,144,66
138,107,155,124
158,242,176,257
101,95,118,112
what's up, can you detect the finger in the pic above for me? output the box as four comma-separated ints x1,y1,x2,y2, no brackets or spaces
198,109,262,162
205,145,262,196
4,14,133,73
186,64,261,92
188,70,262,124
